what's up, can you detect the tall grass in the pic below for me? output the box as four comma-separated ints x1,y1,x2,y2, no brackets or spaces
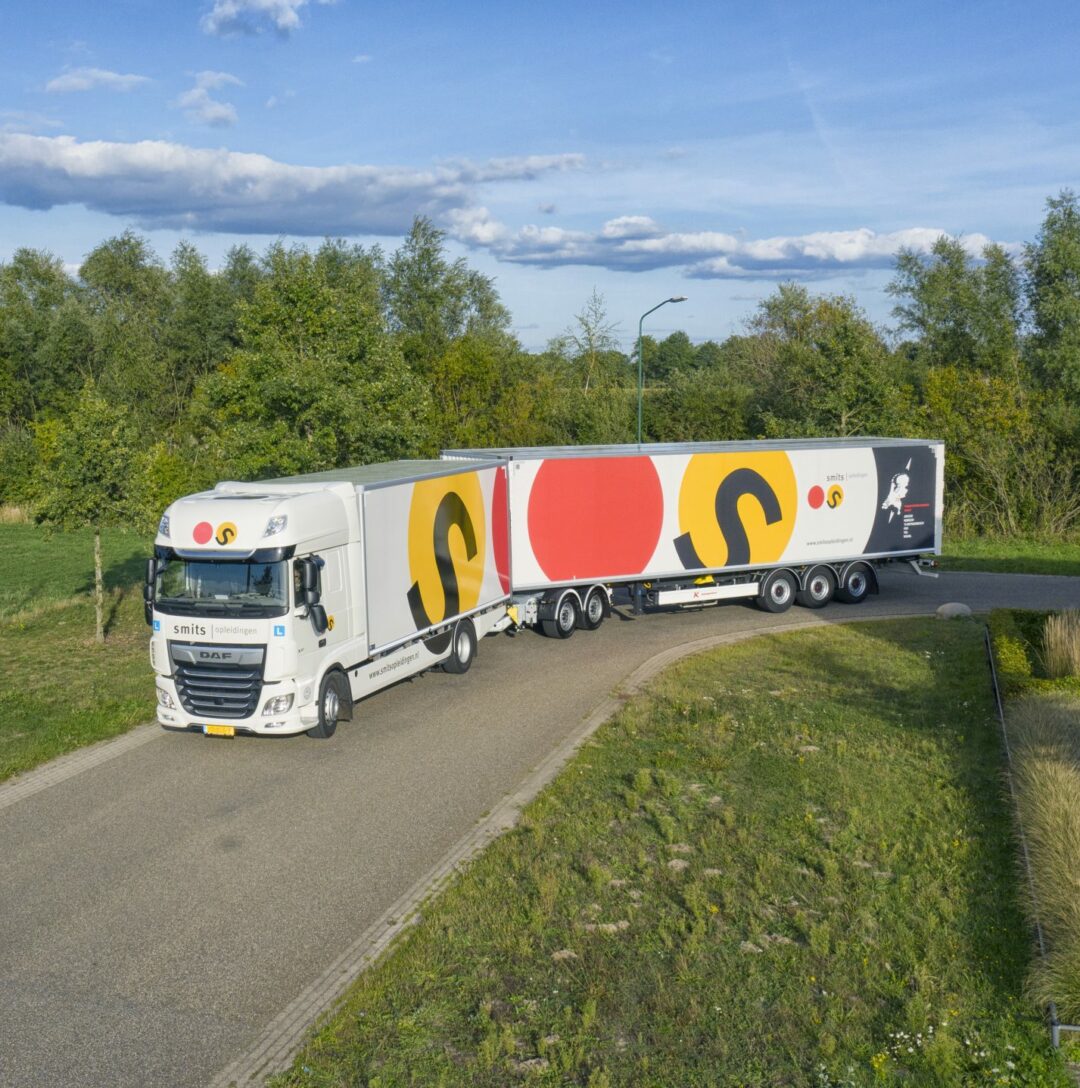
0,504,29,524
1009,695,1080,1020
1043,611,1080,679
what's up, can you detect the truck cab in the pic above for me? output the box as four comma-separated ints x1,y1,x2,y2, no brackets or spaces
148,480,361,737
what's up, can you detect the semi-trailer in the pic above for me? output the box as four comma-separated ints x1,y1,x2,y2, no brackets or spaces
146,438,943,739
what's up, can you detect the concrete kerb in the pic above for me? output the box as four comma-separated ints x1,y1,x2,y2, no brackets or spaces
211,607,940,1088
0,721,161,812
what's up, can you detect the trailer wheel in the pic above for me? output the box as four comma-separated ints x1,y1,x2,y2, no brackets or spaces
541,592,578,639
836,564,872,604
442,618,477,674
756,570,796,613
796,566,836,609
578,587,609,631
306,669,350,739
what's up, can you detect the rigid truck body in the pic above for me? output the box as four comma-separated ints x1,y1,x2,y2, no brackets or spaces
147,438,943,738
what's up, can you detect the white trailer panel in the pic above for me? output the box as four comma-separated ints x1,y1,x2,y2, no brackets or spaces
362,461,510,653
443,439,942,591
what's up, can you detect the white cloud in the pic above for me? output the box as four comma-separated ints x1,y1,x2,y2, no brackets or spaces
0,133,1013,277
201,0,336,36
352,53,372,64
446,212,1009,278
0,134,582,237
45,67,151,93
176,71,243,127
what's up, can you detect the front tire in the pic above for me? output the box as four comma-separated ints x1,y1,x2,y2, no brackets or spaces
756,570,796,613
442,618,477,674
306,669,350,739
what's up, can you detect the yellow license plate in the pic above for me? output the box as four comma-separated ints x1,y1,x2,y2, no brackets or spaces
204,724,236,737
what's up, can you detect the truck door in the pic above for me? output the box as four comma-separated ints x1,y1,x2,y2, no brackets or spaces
293,549,350,657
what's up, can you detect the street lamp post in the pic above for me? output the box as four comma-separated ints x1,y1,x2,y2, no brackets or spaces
637,296,688,444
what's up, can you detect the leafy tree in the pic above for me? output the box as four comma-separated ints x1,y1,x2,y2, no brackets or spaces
79,232,172,427
888,236,1024,382
34,381,137,643
427,334,557,449
0,249,87,424
162,242,238,420
923,367,1079,537
742,284,912,438
382,217,510,372
645,330,697,381
220,244,263,307
644,365,750,443
0,424,39,507
553,288,626,395
192,241,431,480
1026,189,1080,397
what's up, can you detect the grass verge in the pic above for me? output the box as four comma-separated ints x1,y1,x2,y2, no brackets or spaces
0,523,153,782
989,608,1080,1034
940,538,1080,578
0,589,154,781
274,619,1065,1088
1007,696,1080,1024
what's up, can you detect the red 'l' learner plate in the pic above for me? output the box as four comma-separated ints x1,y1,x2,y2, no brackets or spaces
204,724,235,737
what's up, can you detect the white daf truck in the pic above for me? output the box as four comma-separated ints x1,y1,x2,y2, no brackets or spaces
147,439,943,739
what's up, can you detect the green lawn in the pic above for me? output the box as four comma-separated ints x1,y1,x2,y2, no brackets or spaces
0,523,153,781
940,537,1080,577
0,522,149,620
275,619,1065,1088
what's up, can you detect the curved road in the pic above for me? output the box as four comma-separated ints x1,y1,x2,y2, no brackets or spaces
2,570,1078,1088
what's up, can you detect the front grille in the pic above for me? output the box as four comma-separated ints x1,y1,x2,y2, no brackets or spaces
170,643,265,720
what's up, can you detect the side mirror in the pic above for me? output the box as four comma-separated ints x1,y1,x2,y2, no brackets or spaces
309,604,329,634
144,559,157,623
298,557,322,606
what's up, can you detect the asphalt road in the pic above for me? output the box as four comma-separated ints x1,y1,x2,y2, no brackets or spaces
2,569,1079,1088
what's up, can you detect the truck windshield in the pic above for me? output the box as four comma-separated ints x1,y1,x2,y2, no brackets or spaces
155,558,289,617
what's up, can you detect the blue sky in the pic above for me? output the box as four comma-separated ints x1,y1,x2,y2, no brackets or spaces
2,0,1078,350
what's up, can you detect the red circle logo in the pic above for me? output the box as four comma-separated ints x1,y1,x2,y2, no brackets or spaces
808,485,825,509
193,521,213,544
528,456,663,581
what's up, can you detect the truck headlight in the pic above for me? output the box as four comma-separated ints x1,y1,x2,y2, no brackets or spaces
262,693,294,716
157,687,176,709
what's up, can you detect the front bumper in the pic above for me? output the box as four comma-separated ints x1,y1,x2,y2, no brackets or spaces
155,677,312,737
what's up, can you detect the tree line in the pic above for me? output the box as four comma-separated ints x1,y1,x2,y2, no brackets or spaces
3,193,1080,550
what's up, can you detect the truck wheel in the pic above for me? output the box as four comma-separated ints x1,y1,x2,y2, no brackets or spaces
307,669,350,739
756,570,796,613
442,618,477,674
796,567,836,609
836,564,872,604
578,587,608,631
541,593,578,639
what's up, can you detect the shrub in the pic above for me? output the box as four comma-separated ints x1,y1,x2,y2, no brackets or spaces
1042,611,1080,679
1009,696,1080,1021
989,610,1034,692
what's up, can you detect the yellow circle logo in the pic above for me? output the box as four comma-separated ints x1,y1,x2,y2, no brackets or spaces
215,521,238,545
676,453,796,569
827,485,844,509
407,472,486,629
